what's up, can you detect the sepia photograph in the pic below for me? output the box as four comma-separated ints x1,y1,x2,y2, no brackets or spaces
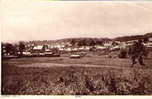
1,0,152,95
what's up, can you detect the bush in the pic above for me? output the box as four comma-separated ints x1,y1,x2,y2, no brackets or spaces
2,65,152,95
118,49,127,58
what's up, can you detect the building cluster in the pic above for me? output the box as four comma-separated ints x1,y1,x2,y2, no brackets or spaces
2,37,152,58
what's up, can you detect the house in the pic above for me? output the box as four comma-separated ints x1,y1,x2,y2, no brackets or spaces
144,37,152,48
149,37,152,42
2,46,7,56
64,48,72,52
95,45,107,50
104,43,112,48
32,45,44,52
22,51,32,56
32,45,49,52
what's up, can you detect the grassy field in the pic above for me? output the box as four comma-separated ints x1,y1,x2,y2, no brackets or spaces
2,52,152,95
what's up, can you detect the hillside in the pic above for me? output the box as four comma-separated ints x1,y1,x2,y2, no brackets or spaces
2,32,152,45
24,37,111,46
114,32,152,42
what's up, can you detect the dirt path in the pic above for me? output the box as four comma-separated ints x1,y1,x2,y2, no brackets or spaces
18,62,131,69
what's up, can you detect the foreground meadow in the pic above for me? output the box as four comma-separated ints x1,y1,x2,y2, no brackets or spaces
2,52,152,95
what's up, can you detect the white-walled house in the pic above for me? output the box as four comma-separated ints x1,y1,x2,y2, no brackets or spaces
144,37,152,48
95,45,107,50
33,45,43,50
149,37,152,42
32,45,48,52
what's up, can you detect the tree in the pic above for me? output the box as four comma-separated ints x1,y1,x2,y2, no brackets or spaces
42,45,49,51
95,39,103,46
3,43,17,55
19,42,26,56
89,39,96,46
77,39,86,47
143,37,149,43
70,39,77,47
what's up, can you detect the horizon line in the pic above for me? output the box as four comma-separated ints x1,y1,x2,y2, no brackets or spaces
1,32,151,43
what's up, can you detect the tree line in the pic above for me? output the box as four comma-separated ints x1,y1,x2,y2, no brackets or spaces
2,42,26,56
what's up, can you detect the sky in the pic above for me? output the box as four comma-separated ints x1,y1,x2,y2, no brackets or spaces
1,0,152,42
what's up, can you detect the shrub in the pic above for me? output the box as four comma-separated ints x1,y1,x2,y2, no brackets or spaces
118,49,127,58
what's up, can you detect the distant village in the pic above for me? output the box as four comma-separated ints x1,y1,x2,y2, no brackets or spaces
2,33,152,59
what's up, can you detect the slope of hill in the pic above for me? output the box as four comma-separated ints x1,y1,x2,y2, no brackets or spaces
24,37,111,46
2,32,152,45
114,32,152,42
